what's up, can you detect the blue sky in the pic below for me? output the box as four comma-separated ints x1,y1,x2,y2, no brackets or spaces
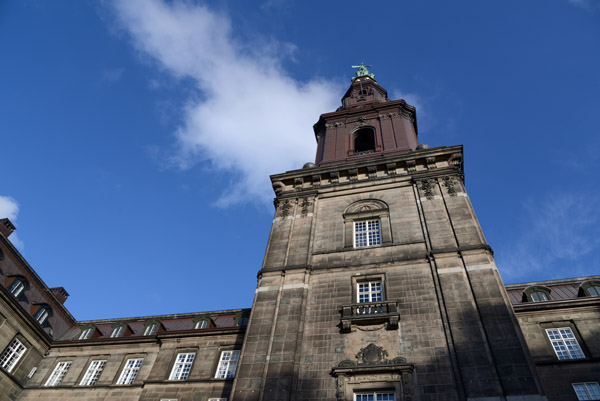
1,0,599,320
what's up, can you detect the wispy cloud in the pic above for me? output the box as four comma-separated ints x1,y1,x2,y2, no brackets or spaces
0,195,24,250
498,192,600,282
101,67,125,84
568,0,600,9
109,0,343,206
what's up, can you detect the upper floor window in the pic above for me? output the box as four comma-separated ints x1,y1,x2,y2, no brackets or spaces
573,382,600,400
235,316,249,327
143,322,159,336
354,219,381,248
80,360,106,386
45,361,72,387
0,338,27,373
546,327,585,360
579,281,600,297
169,352,195,380
117,358,143,385
355,392,396,401
353,128,376,155
215,350,240,379
79,327,94,340
110,325,125,338
523,286,551,303
194,319,209,329
8,277,27,298
34,305,51,325
358,281,383,303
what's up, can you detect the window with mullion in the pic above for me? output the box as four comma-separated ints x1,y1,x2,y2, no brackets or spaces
9,279,25,297
355,392,395,401
169,353,195,380
546,328,585,360
110,326,125,338
117,358,143,385
0,338,27,373
354,219,381,248
358,281,383,303
45,361,72,386
587,285,600,297
215,350,240,379
573,382,600,400
80,360,106,386
143,323,158,336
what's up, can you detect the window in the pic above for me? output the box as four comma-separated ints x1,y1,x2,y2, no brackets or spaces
143,322,158,336
117,358,143,385
45,361,71,386
0,338,27,373
235,316,249,327
587,285,600,296
529,291,549,302
215,350,240,379
353,128,376,155
573,382,600,400
354,219,381,248
208,399,228,401
79,327,94,340
546,328,585,360
523,286,551,302
355,391,396,401
79,360,106,386
580,281,600,297
34,306,51,325
169,353,195,380
195,319,209,329
110,325,125,338
358,281,383,303
8,278,26,297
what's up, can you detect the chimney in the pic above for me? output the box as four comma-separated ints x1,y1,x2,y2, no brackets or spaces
50,287,69,304
0,218,16,238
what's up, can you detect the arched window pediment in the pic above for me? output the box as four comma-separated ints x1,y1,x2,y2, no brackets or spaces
344,199,389,218
522,286,551,303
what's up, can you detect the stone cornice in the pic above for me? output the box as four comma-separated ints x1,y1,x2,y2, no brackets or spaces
270,145,463,199
512,297,600,313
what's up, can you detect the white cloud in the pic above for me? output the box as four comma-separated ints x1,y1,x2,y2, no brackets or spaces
498,192,600,281
391,90,425,118
110,0,343,206
0,195,24,250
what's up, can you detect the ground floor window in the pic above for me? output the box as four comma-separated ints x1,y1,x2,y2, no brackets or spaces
355,392,395,401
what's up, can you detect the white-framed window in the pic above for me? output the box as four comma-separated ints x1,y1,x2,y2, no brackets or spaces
143,323,158,336
9,279,26,297
79,327,94,340
357,281,383,303
355,391,396,401
354,219,381,248
116,358,143,385
110,326,125,338
546,328,585,360
0,338,27,373
195,320,208,329
34,307,50,325
79,360,106,386
573,382,600,400
208,399,228,401
168,353,195,380
215,350,240,379
45,361,72,386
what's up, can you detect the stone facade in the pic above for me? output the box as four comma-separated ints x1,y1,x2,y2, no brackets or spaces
1,74,599,401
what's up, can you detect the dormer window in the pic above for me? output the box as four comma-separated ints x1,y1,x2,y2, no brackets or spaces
579,281,600,297
79,327,94,340
34,306,51,325
110,325,126,338
143,322,159,336
523,286,551,303
353,128,376,155
8,276,28,298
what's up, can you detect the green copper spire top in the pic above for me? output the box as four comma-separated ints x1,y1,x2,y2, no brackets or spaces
351,62,375,82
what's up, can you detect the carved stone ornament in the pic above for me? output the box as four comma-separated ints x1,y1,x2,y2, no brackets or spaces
348,169,358,183
344,199,388,215
449,152,463,167
367,166,377,180
294,177,303,189
272,181,284,195
356,344,388,364
405,160,417,174
300,197,312,216
277,199,293,218
426,156,437,170
419,179,436,200
442,176,458,196
330,171,340,185
386,163,397,176
311,174,321,187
